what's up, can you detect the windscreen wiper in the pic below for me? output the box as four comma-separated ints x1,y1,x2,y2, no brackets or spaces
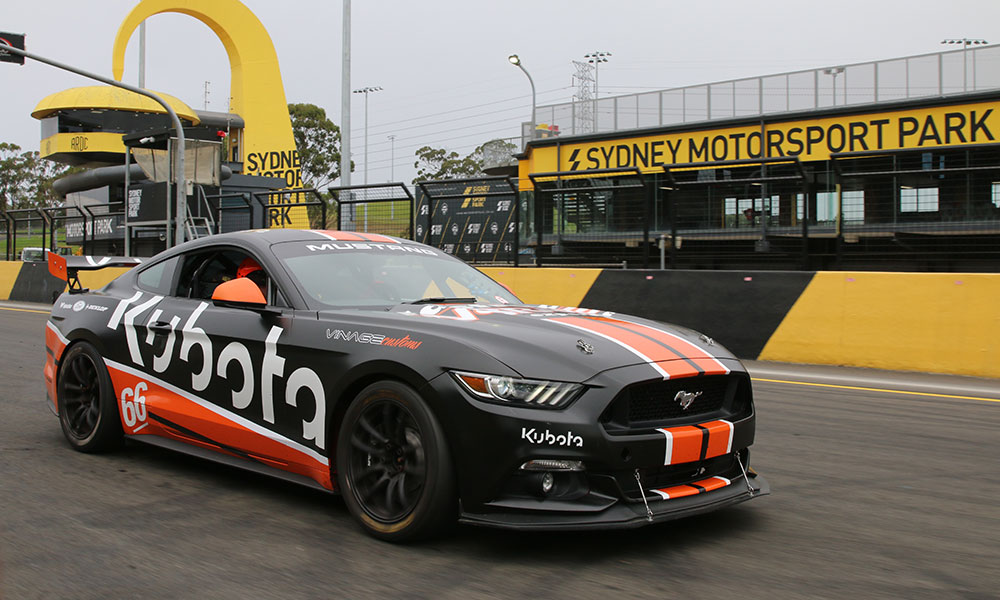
405,297,478,305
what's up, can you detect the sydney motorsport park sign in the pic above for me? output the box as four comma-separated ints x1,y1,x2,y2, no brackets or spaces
521,100,999,183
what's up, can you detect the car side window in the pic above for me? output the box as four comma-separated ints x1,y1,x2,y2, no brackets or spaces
136,256,179,294
174,249,288,307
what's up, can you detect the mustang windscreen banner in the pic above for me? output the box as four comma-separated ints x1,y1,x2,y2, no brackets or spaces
415,179,518,263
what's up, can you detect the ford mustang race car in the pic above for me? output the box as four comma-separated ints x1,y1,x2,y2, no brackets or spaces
43,229,768,541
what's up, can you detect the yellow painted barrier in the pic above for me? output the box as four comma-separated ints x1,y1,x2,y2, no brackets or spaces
760,272,1000,378
78,267,132,292
0,262,22,300
479,267,603,307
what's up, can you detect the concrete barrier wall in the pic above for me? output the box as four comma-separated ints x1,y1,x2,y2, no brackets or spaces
0,262,130,304
3,260,996,378
482,267,1000,379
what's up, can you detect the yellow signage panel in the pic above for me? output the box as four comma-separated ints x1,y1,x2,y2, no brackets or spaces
520,100,999,188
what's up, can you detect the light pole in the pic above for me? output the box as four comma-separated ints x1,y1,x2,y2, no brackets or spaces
941,38,988,92
585,51,611,132
352,85,381,184
823,67,845,106
0,39,186,249
387,134,396,182
508,55,536,141
387,134,396,219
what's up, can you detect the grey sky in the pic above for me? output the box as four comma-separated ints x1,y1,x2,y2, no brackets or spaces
2,0,996,186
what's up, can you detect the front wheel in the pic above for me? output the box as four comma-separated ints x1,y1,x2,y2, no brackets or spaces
57,342,123,453
336,381,456,542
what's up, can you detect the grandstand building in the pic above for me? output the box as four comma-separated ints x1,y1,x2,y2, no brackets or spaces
512,44,1000,271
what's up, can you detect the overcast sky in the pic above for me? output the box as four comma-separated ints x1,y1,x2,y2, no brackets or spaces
2,0,997,186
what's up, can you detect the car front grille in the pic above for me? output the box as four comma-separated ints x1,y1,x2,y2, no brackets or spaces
601,373,752,433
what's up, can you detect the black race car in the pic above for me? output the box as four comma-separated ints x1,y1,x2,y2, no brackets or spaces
44,229,768,541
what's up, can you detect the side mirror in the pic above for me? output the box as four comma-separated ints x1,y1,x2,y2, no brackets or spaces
212,277,267,310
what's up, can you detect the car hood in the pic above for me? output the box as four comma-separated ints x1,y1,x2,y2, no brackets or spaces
318,303,739,383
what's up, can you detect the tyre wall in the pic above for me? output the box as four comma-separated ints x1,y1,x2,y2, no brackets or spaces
481,267,1000,379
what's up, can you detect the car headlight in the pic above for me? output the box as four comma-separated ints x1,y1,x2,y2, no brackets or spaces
451,371,583,409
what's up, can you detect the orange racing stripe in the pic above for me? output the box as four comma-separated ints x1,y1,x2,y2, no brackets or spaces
594,318,729,375
651,476,731,500
656,425,703,465
702,420,735,459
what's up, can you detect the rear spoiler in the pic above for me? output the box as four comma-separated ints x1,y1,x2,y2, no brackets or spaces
48,251,143,294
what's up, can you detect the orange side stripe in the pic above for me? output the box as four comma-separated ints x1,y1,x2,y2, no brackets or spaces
105,365,332,489
553,316,700,378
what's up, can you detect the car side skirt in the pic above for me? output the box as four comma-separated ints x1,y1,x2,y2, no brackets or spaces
126,434,336,495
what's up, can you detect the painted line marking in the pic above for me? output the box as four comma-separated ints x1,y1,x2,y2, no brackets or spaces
752,377,1000,404
0,306,50,314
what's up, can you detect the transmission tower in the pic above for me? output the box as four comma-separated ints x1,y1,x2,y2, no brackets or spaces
572,60,594,135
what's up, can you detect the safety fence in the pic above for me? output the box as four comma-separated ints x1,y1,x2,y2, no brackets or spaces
528,44,1000,143
328,183,414,240
520,147,1000,271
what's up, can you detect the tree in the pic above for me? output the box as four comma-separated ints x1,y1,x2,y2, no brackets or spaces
0,142,70,213
412,139,519,183
413,146,483,183
288,103,351,190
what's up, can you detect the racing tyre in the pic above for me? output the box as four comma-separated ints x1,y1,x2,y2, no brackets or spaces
57,342,123,453
337,381,456,542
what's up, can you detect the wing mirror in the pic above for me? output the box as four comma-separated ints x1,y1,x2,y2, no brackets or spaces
212,278,271,312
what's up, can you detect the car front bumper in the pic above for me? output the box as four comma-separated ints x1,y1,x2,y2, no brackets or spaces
422,361,767,531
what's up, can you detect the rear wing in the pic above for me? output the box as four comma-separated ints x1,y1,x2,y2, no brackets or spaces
48,251,143,294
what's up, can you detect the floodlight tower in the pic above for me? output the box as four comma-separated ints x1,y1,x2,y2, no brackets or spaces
584,51,611,132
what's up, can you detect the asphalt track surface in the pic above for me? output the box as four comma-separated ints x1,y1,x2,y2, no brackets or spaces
0,301,997,599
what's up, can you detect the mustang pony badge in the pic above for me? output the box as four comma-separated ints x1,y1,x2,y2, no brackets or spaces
673,390,702,410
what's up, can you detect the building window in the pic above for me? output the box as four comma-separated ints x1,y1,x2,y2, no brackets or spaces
900,187,939,212
725,195,779,226
796,191,865,222
992,183,1000,208
842,190,865,222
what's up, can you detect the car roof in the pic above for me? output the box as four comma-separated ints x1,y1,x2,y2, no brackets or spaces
169,229,425,254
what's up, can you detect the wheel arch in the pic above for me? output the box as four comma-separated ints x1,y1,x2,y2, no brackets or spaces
325,360,441,482
53,331,115,415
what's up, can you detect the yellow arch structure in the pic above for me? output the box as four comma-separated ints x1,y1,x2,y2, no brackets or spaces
111,0,307,228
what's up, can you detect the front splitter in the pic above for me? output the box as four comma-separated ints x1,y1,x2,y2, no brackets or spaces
459,474,769,531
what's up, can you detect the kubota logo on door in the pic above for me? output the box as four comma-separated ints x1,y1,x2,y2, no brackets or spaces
106,292,326,450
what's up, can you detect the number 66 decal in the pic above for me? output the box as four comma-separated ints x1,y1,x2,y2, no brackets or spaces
121,382,148,431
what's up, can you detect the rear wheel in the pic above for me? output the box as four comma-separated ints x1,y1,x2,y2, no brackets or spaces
57,343,123,453
336,381,456,542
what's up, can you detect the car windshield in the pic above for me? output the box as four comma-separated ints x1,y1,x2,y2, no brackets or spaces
273,240,522,308
21,248,44,262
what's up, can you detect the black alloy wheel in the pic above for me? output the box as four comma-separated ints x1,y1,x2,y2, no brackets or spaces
57,343,123,452
349,398,425,521
337,381,455,542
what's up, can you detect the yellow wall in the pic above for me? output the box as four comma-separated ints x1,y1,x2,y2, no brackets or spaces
0,262,22,300
760,272,1000,378
479,267,601,306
